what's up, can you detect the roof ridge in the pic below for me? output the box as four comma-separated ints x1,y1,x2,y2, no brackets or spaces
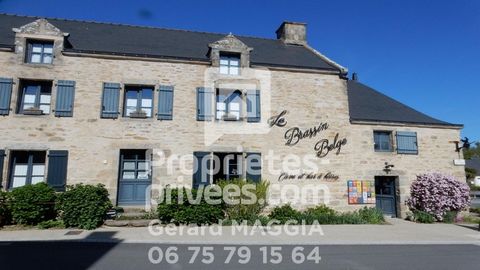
0,13,279,42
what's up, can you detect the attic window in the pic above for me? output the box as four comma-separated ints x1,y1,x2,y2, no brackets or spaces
26,40,54,64
219,53,240,75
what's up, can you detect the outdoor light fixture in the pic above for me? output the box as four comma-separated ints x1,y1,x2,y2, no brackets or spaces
451,137,474,152
384,162,394,174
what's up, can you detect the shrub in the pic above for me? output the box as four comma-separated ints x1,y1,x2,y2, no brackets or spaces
406,173,470,221
335,212,366,224
269,205,385,225
217,179,269,221
358,207,385,224
56,184,112,230
412,210,435,223
0,190,11,227
37,219,65,229
470,207,480,214
302,205,339,224
268,204,302,223
9,183,56,225
157,187,224,225
442,211,458,223
466,167,476,180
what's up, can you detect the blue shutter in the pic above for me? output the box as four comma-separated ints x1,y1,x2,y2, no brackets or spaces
0,150,4,188
247,90,261,122
101,82,121,118
157,85,174,120
396,131,418,154
196,87,213,121
193,151,211,188
0,78,13,115
46,150,68,191
55,80,75,117
246,152,262,183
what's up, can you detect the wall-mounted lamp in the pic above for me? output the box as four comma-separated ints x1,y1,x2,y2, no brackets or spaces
451,137,474,152
384,162,394,174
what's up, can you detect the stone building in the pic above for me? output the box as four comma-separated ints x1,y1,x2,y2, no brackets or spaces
0,14,465,217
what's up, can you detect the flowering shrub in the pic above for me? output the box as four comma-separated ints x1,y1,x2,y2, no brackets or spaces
406,173,470,221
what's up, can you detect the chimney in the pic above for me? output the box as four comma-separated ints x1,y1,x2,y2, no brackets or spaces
276,21,307,45
352,73,358,81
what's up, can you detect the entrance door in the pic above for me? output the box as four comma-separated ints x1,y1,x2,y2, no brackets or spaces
375,176,397,217
118,150,151,205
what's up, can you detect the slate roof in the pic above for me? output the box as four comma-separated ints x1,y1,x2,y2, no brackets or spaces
0,13,341,71
347,80,462,127
466,158,480,173
0,14,463,127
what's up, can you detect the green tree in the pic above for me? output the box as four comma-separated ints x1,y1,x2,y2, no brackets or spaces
464,142,480,160
466,167,477,180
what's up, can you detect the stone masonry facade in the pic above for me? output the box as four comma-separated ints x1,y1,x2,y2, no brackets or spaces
0,17,465,217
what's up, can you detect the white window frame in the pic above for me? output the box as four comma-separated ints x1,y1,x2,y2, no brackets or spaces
219,54,240,75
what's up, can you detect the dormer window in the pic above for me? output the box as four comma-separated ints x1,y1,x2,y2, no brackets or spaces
219,53,240,75
26,40,54,64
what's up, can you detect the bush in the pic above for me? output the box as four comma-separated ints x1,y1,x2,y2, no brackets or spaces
269,205,385,225
412,210,435,223
302,205,338,224
37,219,65,229
442,211,458,223
56,184,112,230
157,187,224,225
358,207,385,224
406,173,470,221
217,179,269,221
9,183,56,225
335,212,366,224
470,207,480,214
0,190,11,227
268,204,302,223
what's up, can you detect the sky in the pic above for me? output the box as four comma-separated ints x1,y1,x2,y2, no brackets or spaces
0,0,478,140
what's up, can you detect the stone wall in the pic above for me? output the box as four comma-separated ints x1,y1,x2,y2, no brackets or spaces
0,49,465,216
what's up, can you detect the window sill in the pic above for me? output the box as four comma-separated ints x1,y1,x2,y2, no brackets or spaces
22,62,54,68
119,117,155,122
128,115,149,119
374,150,394,154
22,109,45,116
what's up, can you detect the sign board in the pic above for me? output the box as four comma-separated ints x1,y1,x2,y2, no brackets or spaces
348,180,376,204
453,159,466,166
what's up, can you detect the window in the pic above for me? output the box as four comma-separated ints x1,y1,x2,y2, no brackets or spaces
216,89,242,121
123,86,153,118
219,53,240,75
396,131,418,155
27,40,54,64
9,151,46,188
120,150,151,181
18,80,52,115
192,151,262,188
374,131,393,152
213,152,243,184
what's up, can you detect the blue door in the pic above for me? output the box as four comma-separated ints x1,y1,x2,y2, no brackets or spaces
375,176,397,217
118,150,151,205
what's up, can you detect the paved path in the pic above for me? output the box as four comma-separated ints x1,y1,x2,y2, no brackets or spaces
1,218,479,245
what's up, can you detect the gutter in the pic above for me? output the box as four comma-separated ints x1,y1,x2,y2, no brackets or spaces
350,119,464,130
62,49,342,74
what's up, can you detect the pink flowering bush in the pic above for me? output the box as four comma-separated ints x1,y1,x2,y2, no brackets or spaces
406,173,470,221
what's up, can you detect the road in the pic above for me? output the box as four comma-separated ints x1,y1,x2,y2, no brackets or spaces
1,242,479,270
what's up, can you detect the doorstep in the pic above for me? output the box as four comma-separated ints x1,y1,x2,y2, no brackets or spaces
104,219,158,227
